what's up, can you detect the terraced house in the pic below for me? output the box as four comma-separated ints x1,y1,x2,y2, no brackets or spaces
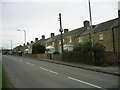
44,20,90,53
77,18,119,52
13,17,119,55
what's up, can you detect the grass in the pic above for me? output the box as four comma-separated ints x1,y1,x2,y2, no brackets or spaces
2,66,13,88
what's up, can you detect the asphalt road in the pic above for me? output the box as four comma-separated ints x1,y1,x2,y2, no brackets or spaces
2,55,119,89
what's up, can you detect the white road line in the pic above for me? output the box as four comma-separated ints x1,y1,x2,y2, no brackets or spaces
68,77,107,90
19,60,23,62
39,67,58,74
25,62,34,66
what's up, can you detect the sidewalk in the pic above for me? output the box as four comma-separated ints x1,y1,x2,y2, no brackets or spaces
34,58,120,76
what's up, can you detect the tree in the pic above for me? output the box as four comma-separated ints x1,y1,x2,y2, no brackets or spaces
32,44,45,54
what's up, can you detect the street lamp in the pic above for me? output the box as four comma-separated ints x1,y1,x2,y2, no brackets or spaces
88,0,94,65
58,13,64,53
17,29,26,45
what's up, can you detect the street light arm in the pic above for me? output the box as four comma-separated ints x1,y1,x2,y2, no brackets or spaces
17,29,26,45
17,30,21,31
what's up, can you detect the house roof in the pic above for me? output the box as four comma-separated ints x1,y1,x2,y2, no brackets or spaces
34,38,50,44
77,18,118,37
62,27,85,38
44,27,86,43
44,35,61,43
77,25,96,36
111,19,120,28
93,18,118,32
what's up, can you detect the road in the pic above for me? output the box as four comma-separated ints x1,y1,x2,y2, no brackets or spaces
2,55,119,89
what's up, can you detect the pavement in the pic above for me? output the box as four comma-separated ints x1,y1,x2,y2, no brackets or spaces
25,57,120,76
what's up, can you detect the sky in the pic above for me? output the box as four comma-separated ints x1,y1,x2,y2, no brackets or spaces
1,0,119,49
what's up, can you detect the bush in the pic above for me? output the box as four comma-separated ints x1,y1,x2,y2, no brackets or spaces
73,44,83,52
73,42,106,66
73,42,92,52
32,44,46,54
53,51,60,54
62,51,75,62
93,43,105,66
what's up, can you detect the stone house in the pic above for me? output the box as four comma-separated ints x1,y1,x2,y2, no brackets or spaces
13,18,119,54
77,18,119,52
43,20,90,53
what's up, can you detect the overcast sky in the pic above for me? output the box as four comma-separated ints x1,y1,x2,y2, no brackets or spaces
1,0,119,49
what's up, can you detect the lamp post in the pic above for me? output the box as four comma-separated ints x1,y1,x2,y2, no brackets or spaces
17,29,26,45
88,0,94,65
58,13,64,53
11,40,12,50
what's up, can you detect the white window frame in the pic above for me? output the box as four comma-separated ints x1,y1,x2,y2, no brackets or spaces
99,34,104,40
52,42,54,46
63,39,65,42
79,37,82,42
59,40,61,44
69,36,72,43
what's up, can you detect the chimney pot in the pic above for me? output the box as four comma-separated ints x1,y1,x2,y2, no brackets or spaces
31,41,33,43
42,35,45,40
64,29,69,33
27,42,29,45
51,33,55,37
35,38,38,41
83,20,90,28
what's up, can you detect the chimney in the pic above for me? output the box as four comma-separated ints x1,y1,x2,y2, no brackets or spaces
27,42,29,45
64,29,69,33
31,41,33,43
83,20,90,28
23,43,25,46
42,35,45,40
35,38,38,41
51,33,55,37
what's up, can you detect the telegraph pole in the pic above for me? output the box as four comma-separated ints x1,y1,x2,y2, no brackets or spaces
58,13,64,53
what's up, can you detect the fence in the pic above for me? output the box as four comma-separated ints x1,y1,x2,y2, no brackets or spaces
24,52,119,65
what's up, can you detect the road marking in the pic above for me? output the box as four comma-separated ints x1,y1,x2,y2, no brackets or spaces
39,67,58,74
68,77,107,90
25,62,34,66
19,60,23,62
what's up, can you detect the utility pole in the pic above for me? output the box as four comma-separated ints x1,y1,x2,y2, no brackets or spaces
58,13,64,53
11,40,12,50
24,30,26,45
88,0,94,65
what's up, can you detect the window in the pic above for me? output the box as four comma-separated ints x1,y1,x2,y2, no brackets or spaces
28,46,30,48
99,34,103,40
52,42,54,46
63,39,64,42
59,40,61,44
69,37,72,43
46,44,47,47
79,37,82,42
